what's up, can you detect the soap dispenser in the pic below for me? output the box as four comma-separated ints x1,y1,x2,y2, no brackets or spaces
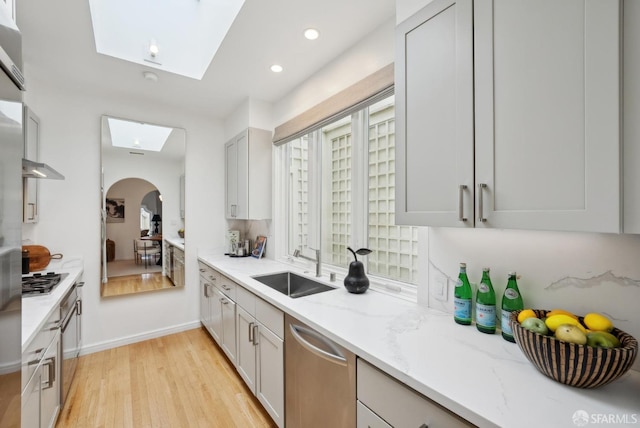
344,247,372,294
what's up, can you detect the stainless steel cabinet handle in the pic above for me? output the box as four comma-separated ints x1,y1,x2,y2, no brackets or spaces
42,356,56,390
222,284,231,291
199,268,205,273
252,325,259,346
248,322,255,343
76,299,82,316
220,297,228,305
477,183,487,222
458,184,468,222
289,324,347,366
231,204,237,217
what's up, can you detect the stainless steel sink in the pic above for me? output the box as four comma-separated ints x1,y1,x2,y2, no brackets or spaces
252,271,337,298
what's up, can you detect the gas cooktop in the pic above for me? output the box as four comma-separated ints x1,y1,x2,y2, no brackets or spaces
22,272,69,297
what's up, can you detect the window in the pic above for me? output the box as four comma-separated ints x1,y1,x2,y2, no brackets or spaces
281,95,419,287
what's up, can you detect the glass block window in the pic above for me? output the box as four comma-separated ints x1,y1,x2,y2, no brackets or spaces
283,94,419,287
288,136,309,252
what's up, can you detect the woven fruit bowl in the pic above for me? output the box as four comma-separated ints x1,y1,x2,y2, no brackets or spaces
509,309,638,388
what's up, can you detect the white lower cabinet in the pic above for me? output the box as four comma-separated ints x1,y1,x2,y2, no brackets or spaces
198,262,236,364
22,311,61,428
235,286,284,428
357,359,472,428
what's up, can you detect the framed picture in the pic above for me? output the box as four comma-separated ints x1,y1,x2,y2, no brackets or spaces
252,235,267,259
106,198,125,223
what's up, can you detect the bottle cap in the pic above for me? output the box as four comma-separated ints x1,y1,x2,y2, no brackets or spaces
508,271,516,276
460,262,466,268
483,267,490,272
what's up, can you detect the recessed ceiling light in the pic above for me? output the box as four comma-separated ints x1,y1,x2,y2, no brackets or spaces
149,39,159,57
143,71,158,82
304,28,319,40
270,64,283,73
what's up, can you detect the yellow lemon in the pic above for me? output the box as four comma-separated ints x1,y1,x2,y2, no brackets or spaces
517,309,537,324
583,313,614,332
545,314,588,334
546,309,578,319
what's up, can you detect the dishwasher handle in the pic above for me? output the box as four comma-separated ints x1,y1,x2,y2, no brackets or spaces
289,323,347,366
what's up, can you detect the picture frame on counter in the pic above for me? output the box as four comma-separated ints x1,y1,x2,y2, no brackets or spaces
252,235,266,259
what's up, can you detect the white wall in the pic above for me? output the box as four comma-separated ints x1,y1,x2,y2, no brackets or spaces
22,77,226,353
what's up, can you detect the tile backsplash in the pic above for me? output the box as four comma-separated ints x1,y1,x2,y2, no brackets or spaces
427,227,640,371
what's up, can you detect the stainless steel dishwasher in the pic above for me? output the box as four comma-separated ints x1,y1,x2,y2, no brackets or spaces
285,314,356,428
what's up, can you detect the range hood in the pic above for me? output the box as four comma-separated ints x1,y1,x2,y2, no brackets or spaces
22,158,65,180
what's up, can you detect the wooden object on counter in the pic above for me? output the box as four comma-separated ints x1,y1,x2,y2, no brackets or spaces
22,245,62,272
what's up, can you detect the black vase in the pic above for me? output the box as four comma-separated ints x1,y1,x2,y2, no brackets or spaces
344,261,369,294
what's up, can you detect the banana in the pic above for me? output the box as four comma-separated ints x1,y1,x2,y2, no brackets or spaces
545,314,587,333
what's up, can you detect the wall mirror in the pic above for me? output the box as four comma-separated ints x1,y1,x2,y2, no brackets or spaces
100,115,186,297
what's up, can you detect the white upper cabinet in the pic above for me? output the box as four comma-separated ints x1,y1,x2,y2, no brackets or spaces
23,106,40,223
395,0,474,228
225,128,272,220
474,0,620,233
624,0,640,233
396,0,622,233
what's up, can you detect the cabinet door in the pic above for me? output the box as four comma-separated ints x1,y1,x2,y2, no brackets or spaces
474,0,620,233
395,0,474,227
179,174,185,219
21,369,41,428
225,131,249,219
200,279,210,328
220,295,236,365
23,106,40,223
225,138,239,218
236,306,257,392
256,324,284,428
624,0,640,233
40,334,60,428
209,289,223,344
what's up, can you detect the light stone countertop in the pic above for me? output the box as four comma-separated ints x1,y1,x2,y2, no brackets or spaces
198,250,640,428
164,237,185,250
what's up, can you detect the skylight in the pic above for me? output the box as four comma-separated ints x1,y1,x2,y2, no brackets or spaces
88,0,245,79
108,118,173,152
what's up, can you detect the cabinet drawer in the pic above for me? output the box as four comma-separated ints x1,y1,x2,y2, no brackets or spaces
357,359,473,428
198,262,215,282
236,284,256,314
216,274,237,300
357,400,391,428
255,297,283,339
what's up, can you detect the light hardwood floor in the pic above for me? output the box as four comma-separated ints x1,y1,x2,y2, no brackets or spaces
101,273,175,297
56,328,277,428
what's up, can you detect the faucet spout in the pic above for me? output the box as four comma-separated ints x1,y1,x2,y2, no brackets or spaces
293,248,322,277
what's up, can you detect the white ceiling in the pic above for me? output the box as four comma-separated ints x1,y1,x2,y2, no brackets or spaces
17,0,396,120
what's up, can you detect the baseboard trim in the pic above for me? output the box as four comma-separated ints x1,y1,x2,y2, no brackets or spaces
79,320,202,356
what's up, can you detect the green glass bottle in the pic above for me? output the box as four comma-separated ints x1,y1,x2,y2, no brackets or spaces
453,263,472,325
501,271,524,342
476,267,496,334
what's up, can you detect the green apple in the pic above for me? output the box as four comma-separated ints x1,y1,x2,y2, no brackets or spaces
586,331,620,349
555,324,587,345
521,317,549,335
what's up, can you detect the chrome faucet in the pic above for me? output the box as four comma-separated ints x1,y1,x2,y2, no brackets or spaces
293,248,321,277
